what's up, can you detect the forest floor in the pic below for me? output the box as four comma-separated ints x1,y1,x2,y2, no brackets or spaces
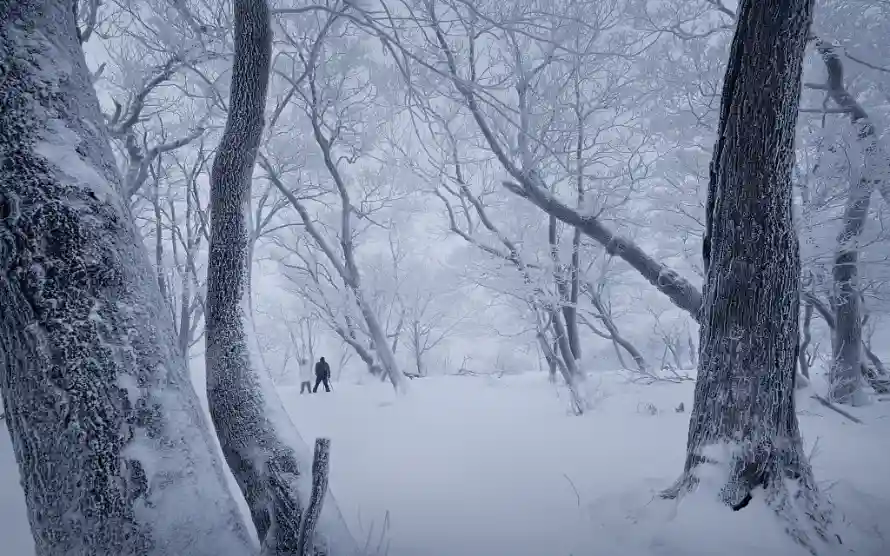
2,366,889,555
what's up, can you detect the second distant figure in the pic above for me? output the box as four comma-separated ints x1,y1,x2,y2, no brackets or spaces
299,357,313,394
313,356,332,393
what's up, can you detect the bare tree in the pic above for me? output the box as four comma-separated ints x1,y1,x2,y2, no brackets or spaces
806,40,885,404
666,1,835,551
141,144,211,359
262,6,409,391
0,2,253,553
203,0,357,553
274,232,387,378
403,289,465,377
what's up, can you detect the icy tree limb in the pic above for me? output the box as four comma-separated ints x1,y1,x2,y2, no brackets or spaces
123,125,207,198
502,179,704,318
76,0,100,44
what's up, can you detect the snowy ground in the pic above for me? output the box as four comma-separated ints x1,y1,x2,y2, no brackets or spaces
2,368,889,555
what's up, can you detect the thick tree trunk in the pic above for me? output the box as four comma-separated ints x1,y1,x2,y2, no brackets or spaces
204,1,357,553
830,223,867,405
675,0,833,550
0,2,252,554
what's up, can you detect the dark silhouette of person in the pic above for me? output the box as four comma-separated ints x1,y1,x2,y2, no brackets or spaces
313,357,332,393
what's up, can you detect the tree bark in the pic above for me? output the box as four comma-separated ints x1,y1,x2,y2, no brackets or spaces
0,2,252,554
551,309,587,414
204,0,357,553
675,0,833,549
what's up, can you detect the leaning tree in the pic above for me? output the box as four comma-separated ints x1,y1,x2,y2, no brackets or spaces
1,0,357,554
0,1,251,554
204,0,358,553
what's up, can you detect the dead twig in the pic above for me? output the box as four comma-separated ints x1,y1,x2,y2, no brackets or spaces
810,394,864,424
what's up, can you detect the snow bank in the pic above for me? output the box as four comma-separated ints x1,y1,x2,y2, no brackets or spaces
2,369,889,555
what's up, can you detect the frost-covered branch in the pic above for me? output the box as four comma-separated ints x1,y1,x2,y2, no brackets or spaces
123,123,207,197
76,0,101,44
503,179,704,318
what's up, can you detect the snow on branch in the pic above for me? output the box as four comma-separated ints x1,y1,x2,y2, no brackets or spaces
502,179,704,319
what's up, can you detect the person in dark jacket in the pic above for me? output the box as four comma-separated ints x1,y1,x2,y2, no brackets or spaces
313,357,332,393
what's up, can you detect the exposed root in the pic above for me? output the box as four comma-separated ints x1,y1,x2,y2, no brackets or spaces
662,447,838,555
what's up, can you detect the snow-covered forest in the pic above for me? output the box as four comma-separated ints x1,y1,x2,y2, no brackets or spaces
1,0,889,554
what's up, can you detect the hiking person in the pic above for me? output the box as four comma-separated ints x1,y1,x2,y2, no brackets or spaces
298,357,313,394
313,356,332,393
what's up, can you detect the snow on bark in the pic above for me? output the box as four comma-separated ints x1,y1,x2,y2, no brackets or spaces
203,0,358,553
671,0,836,552
0,2,252,555
500,179,704,320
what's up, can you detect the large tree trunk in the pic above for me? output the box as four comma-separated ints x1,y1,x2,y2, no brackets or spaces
673,0,833,550
0,2,252,554
204,0,357,553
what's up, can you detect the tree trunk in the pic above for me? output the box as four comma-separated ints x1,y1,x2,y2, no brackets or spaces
568,228,582,360
550,310,587,414
204,0,357,553
549,215,581,362
675,0,833,549
802,291,890,393
826,97,880,407
353,290,407,392
177,189,195,357
0,2,252,554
